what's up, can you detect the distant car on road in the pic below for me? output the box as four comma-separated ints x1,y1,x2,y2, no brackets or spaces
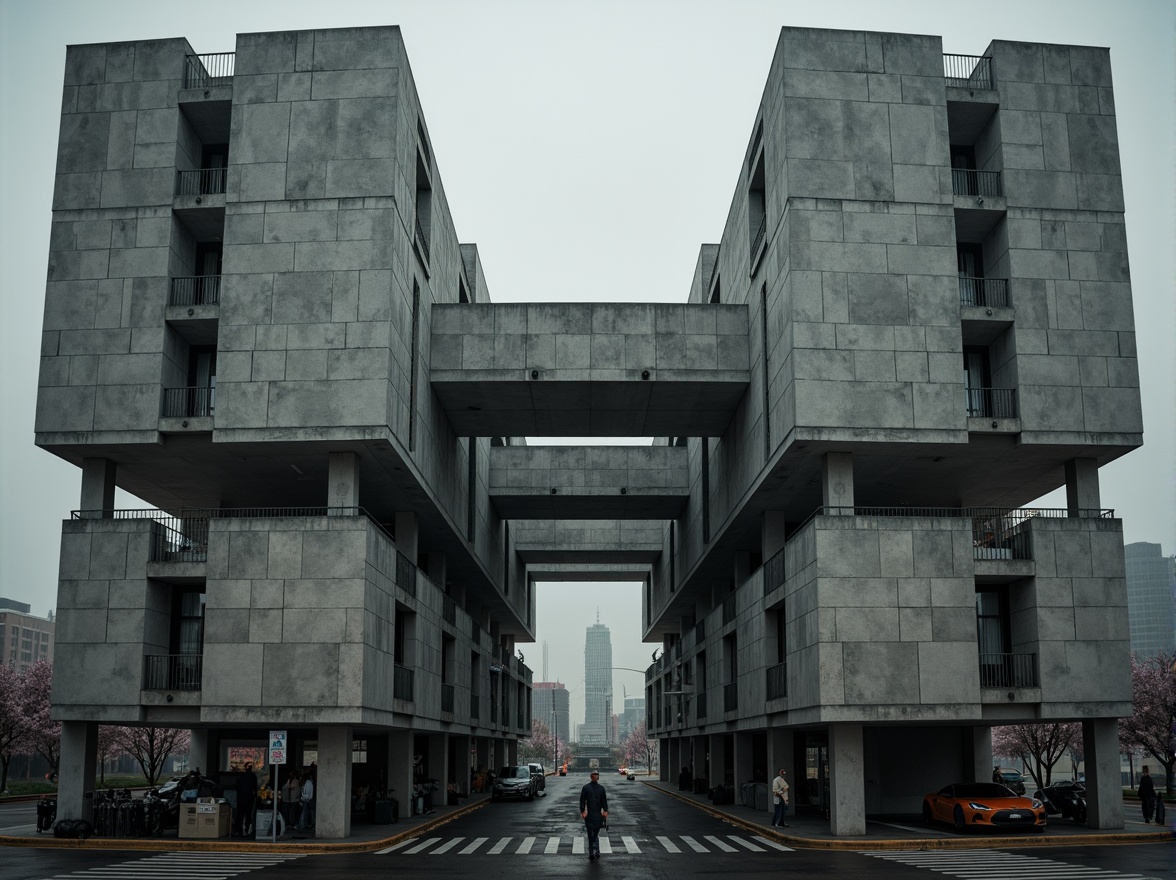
923,782,1046,833
993,768,1027,794
492,765,538,802
527,762,546,793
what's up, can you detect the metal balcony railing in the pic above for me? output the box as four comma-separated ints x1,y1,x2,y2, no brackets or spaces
696,691,707,720
169,275,221,307
441,683,455,714
979,652,1038,688
952,168,1003,198
958,276,1009,308
394,664,415,702
943,54,994,90
965,387,1018,419
144,654,202,690
723,682,738,713
750,214,767,260
971,509,1036,561
183,52,235,89
162,386,215,418
766,662,787,700
176,168,227,197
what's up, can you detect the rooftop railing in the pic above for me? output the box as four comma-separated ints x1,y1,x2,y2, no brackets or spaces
959,276,1009,308
965,387,1017,419
169,276,221,307
952,168,1003,198
943,54,994,90
176,168,227,196
183,52,235,89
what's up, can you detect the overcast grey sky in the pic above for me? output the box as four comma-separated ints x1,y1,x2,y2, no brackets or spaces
1,0,1172,728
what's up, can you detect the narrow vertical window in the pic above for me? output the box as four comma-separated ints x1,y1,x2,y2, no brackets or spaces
409,282,420,451
466,437,476,542
701,438,711,543
761,283,771,459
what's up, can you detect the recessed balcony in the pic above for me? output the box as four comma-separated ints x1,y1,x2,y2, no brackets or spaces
169,275,221,307
965,387,1017,419
978,652,1038,688
144,653,202,690
943,54,994,90
183,52,235,89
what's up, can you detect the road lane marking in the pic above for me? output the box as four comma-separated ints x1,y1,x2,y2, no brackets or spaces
681,835,709,852
657,835,681,852
376,838,417,853
459,837,488,854
704,835,738,852
487,837,511,854
752,835,794,851
622,835,640,853
516,835,535,854
572,836,585,854
404,837,441,854
598,834,613,853
729,835,765,851
544,836,561,853
431,837,464,854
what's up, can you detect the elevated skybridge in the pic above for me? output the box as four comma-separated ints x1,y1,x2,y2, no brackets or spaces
489,444,688,518
511,519,665,565
430,302,749,436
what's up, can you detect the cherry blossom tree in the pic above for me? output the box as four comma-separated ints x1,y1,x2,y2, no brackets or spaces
622,721,656,774
96,726,127,786
17,660,60,777
519,719,567,768
115,727,191,786
0,664,26,792
991,722,1080,790
1119,651,1176,795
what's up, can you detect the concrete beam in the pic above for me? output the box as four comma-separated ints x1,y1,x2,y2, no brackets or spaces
430,303,749,436
490,445,688,519
512,519,664,565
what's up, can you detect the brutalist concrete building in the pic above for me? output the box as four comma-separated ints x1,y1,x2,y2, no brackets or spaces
39,25,1141,837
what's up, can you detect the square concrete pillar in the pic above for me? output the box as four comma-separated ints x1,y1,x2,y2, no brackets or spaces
388,731,414,817
969,725,993,784
450,734,471,791
395,512,419,560
316,726,353,838
327,451,359,513
693,734,709,786
188,728,210,776
763,510,788,560
58,721,98,822
734,731,754,786
492,738,506,771
829,722,865,835
708,733,728,787
822,452,854,513
427,733,448,796
1065,458,1102,515
1083,718,1125,829
766,727,793,819
507,738,518,765
79,458,116,517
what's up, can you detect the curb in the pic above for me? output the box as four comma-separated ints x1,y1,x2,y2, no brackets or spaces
0,798,488,855
641,781,1174,851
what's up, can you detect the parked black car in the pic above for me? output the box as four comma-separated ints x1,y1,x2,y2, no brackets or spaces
527,762,546,794
492,766,538,802
1034,781,1087,823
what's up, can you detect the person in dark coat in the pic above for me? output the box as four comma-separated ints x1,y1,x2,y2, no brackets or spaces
236,762,259,837
1138,765,1156,823
579,770,609,860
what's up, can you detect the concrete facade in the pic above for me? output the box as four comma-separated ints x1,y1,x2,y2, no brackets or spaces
38,25,1141,838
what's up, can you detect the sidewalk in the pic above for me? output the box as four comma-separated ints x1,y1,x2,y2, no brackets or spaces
640,779,1174,850
0,793,490,854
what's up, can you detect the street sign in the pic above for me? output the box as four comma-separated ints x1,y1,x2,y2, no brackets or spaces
269,730,287,765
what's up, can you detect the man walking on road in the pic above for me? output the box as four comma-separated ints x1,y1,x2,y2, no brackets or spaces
771,768,790,827
580,770,609,860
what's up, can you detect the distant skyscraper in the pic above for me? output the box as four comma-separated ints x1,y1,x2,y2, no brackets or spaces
583,621,613,744
1125,542,1176,657
0,598,55,671
532,681,570,744
620,696,645,741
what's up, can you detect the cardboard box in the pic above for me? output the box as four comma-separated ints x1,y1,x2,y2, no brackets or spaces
179,802,231,839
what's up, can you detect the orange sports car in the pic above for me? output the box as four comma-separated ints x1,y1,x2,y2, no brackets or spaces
923,783,1047,832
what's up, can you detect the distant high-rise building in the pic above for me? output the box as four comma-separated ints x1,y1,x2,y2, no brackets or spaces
620,696,645,740
1125,543,1176,657
532,681,570,743
583,622,613,744
0,598,55,671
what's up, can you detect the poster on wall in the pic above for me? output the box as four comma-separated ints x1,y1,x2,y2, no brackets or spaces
224,744,268,773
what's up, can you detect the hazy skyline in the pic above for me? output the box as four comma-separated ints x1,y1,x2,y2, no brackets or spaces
1,1,1172,723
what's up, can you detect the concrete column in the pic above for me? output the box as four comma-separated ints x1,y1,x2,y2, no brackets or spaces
58,721,98,822
734,731,754,786
492,738,506,770
315,726,353,838
763,510,788,560
1065,458,1101,516
427,733,448,798
388,731,414,818
395,512,419,560
970,725,993,784
1083,718,1125,829
188,728,210,776
507,738,518,765
766,727,793,820
327,451,359,513
694,734,709,785
79,458,116,517
425,552,447,587
451,734,472,791
822,452,854,513
476,738,492,778
734,551,752,588
829,722,865,836
708,733,728,788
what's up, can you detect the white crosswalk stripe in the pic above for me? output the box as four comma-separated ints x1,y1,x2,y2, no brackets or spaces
45,852,304,880
861,849,1156,880
377,833,793,856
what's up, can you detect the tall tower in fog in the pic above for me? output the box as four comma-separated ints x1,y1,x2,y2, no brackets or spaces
583,619,613,744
